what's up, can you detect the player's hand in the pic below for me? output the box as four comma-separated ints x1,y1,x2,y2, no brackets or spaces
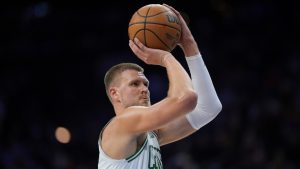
129,38,171,67
163,4,200,56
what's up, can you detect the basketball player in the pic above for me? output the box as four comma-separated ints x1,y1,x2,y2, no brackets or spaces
98,4,222,169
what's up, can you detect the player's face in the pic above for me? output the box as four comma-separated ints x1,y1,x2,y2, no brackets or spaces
118,69,150,107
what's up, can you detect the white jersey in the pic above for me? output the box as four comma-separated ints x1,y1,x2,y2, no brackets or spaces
98,131,162,169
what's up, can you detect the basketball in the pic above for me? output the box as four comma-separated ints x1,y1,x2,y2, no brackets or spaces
128,4,181,52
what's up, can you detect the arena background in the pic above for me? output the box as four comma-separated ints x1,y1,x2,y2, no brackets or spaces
0,0,299,168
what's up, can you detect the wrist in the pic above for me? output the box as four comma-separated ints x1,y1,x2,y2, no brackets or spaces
185,53,202,60
161,54,173,67
180,39,200,57
185,53,205,69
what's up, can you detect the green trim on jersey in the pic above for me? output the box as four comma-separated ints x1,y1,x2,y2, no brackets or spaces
99,118,114,142
126,138,148,162
150,131,158,139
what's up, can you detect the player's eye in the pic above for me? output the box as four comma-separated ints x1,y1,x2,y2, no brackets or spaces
131,82,139,87
144,82,149,87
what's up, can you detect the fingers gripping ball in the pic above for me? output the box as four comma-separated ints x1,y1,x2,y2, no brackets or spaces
128,4,181,52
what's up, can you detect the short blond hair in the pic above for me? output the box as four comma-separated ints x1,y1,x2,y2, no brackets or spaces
104,63,144,100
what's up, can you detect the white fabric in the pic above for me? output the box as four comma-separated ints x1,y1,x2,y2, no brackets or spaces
185,53,222,129
98,131,162,169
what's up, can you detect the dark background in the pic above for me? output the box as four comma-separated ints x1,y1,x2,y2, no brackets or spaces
1,0,299,168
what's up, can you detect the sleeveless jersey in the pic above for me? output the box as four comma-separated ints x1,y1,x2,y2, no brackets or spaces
98,131,162,169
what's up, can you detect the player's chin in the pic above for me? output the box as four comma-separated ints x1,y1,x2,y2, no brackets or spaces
140,100,150,107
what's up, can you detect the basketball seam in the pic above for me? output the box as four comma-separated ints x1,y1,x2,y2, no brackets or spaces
130,6,178,52
144,7,151,47
128,22,181,33
145,28,171,51
133,29,145,43
131,28,173,51
137,10,170,18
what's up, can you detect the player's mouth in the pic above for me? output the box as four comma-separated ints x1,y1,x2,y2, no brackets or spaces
142,97,149,101
139,96,149,101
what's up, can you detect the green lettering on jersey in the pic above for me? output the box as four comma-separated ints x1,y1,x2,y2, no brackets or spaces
148,145,162,169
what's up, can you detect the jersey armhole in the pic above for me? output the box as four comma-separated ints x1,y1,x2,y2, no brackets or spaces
98,118,114,146
126,138,148,162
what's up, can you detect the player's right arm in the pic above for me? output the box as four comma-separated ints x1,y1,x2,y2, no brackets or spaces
115,38,197,134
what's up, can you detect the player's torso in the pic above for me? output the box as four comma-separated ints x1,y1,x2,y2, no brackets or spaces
98,131,162,169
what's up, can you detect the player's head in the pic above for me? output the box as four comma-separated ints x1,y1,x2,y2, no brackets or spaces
104,63,150,107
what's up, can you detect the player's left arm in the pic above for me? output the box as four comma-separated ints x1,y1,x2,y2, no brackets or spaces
155,116,195,146
156,4,222,146
156,52,222,146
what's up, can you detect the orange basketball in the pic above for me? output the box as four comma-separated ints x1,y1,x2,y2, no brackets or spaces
128,4,181,52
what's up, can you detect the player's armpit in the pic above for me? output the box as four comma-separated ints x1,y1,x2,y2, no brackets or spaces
156,116,197,146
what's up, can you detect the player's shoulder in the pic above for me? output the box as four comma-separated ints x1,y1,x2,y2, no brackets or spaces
115,105,148,120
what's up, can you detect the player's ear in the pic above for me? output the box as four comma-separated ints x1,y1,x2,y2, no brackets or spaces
109,87,119,102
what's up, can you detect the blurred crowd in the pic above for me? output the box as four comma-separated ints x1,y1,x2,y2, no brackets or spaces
0,0,299,169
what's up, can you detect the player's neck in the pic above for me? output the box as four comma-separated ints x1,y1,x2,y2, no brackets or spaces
113,103,124,116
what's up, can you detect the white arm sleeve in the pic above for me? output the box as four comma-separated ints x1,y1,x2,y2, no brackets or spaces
185,53,222,130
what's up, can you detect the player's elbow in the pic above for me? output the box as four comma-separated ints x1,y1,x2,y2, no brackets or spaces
181,90,198,112
210,98,222,116
216,100,222,113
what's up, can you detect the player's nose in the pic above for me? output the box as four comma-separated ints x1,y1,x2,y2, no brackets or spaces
140,84,148,93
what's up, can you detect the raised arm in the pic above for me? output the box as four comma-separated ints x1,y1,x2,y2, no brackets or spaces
113,38,197,135
155,4,222,146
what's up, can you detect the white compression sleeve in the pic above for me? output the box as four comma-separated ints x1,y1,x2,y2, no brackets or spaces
185,53,222,130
